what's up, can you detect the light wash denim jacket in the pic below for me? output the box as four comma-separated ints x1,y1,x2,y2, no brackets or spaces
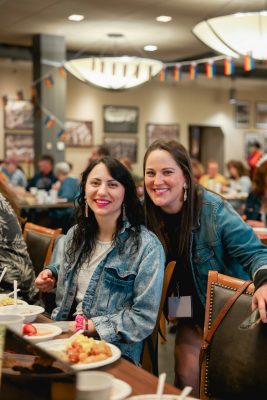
193,189,267,306
49,222,165,364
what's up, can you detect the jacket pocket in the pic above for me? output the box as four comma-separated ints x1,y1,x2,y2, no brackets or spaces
193,247,219,270
100,268,135,312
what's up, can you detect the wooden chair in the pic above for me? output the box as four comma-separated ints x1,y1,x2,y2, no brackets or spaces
141,260,176,375
23,222,62,275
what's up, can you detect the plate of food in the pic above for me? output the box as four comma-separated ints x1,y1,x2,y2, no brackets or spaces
0,304,44,322
0,294,27,307
22,323,62,343
37,334,121,370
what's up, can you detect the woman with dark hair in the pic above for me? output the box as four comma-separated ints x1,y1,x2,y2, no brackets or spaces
35,157,164,364
244,158,267,228
143,139,267,396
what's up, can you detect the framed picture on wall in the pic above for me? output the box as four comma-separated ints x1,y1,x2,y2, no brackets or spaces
103,105,139,133
5,133,34,162
244,131,262,160
256,102,267,129
4,100,34,131
104,137,138,163
146,123,180,147
235,101,250,128
63,120,93,147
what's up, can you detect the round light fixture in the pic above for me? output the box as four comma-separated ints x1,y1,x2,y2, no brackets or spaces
64,56,163,90
68,14,84,22
156,15,172,22
144,45,158,52
193,11,267,60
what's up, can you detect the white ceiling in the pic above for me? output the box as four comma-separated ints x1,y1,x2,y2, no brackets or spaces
0,0,265,61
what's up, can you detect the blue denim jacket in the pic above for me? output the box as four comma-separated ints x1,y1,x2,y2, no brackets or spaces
192,189,267,306
49,222,165,364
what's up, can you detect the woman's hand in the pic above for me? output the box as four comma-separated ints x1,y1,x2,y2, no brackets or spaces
246,220,265,228
35,269,56,292
252,282,267,323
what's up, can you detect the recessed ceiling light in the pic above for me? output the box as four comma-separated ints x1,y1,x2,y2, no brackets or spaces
144,45,158,51
156,15,172,22
68,14,84,22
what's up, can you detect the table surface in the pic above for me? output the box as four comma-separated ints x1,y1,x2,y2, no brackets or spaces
19,200,74,209
37,314,181,396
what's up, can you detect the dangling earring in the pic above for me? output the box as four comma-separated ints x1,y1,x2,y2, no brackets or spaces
183,183,188,202
84,197,89,218
122,203,127,221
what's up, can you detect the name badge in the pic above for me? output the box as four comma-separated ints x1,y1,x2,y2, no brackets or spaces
168,296,192,318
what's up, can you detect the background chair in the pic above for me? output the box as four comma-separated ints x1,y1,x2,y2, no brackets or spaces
141,260,176,375
23,222,62,276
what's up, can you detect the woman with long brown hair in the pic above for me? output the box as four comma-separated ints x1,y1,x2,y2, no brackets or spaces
143,139,267,396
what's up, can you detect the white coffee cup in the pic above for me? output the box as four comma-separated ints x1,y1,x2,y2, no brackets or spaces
36,189,48,204
76,371,113,400
0,314,24,334
29,187,38,196
49,189,58,202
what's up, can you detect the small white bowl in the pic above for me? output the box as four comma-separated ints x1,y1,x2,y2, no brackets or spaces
23,323,62,343
0,304,44,323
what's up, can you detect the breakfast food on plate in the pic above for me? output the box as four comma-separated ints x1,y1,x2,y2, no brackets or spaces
0,297,23,306
65,335,112,364
23,323,38,336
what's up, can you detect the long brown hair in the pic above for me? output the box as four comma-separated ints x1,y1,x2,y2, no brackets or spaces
143,139,201,258
253,160,267,196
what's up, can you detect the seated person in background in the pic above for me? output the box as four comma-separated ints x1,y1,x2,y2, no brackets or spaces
227,160,251,193
0,180,37,302
244,158,267,228
27,154,57,191
199,160,228,192
35,157,164,365
191,159,205,182
247,141,262,178
88,144,110,164
2,158,27,188
49,162,79,233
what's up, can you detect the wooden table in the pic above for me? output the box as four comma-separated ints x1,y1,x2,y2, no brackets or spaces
37,315,181,396
19,200,74,209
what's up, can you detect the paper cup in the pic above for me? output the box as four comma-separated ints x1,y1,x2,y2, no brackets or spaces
0,314,24,334
76,371,113,400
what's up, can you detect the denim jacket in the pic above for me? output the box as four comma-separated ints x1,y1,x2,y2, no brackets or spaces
192,189,267,306
49,222,165,364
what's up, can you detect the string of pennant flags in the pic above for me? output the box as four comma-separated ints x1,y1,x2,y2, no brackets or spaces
0,52,261,142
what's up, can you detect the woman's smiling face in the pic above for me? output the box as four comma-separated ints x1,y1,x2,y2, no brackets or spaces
144,149,186,214
85,162,125,220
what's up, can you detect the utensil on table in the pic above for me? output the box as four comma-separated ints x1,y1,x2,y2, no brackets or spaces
178,386,192,400
0,267,7,284
13,280,18,306
6,288,21,297
156,373,166,400
239,308,261,330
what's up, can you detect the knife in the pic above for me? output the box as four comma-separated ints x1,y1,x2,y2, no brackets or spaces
239,308,261,330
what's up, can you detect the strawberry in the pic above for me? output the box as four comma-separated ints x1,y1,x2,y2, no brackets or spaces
23,323,37,336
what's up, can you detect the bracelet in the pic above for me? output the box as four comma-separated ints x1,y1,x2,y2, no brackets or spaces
75,314,90,332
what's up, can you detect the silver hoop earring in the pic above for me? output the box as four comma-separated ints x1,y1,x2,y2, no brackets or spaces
183,183,188,202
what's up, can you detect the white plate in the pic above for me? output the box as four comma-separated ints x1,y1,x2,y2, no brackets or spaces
127,396,198,400
37,338,121,370
0,304,44,323
23,323,62,343
111,378,132,400
253,228,267,234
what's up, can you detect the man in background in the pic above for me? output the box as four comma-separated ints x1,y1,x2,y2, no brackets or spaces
199,160,228,193
27,154,57,191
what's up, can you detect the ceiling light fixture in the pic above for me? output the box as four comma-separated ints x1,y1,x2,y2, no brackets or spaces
64,56,163,90
64,33,163,90
156,15,172,22
68,14,84,22
144,45,158,52
193,11,267,60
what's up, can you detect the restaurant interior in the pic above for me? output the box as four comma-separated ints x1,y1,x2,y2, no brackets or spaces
0,1,267,399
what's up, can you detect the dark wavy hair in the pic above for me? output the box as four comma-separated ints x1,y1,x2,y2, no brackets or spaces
227,160,249,178
253,160,267,196
143,139,201,257
68,157,144,263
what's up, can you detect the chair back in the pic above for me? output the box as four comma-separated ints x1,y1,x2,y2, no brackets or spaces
23,223,62,275
199,271,267,400
141,260,176,375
